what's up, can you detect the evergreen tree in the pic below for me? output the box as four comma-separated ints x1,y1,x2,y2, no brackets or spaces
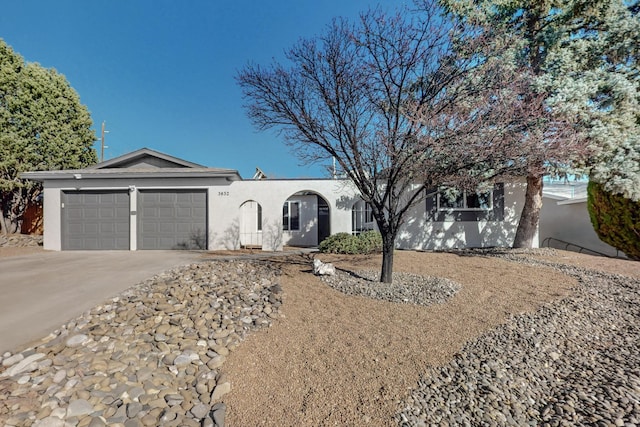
0,39,97,233
440,0,640,246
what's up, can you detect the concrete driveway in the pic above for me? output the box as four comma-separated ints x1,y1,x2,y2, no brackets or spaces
0,250,203,354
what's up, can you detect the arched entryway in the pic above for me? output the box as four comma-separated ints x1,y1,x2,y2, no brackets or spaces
282,191,331,247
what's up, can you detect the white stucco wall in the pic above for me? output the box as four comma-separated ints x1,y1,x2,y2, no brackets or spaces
539,196,621,257
397,180,531,250
209,179,358,251
41,175,531,252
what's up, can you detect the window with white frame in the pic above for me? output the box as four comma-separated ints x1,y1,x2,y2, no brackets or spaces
352,200,374,235
282,200,300,231
437,189,493,211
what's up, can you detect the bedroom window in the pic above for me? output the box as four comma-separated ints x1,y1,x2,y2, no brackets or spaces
437,189,493,211
282,201,300,231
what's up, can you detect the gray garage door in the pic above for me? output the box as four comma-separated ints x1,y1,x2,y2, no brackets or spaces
62,191,130,250
138,190,207,250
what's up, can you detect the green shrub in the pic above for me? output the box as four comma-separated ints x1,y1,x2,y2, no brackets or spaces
587,181,640,260
357,230,383,254
319,231,383,254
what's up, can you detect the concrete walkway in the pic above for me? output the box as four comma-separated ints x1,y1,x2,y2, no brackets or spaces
0,250,203,354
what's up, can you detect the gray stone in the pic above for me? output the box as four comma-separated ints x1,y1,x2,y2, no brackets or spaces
173,354,192,367
190,403,210,419
211,403,226,427
211,382,231,401
67,399,94,417
32,417,72,427
126,402,143,418
88,417,107,427
65,334,89,347
1,353,45,377
2,353,24,367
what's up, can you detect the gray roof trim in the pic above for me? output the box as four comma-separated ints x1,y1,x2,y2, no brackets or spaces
21,167,242,181
89,147,206,169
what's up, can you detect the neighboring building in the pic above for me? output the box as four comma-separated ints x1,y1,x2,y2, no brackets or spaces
22,148,531,252
540,181,623,257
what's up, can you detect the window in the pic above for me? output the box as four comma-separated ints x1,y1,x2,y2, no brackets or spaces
352,200,374,235
426,183,504,222
257,204,262,231
437,189,493,211
282,201,300,231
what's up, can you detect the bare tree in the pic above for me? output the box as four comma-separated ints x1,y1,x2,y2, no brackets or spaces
237,2,582,283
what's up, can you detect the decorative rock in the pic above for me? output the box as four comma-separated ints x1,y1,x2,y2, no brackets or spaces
1,353,45,377
87,417,107,427
0,260,283,427
2,352,24,367
66,334,89,348
32,417,71,427
211,403,226,427
211,382,231,401
206,355,225,370
190,403,210,420
396,250,640,426
313,258,335,276
126,402,143,418
67,399,94,417
53,369,67,383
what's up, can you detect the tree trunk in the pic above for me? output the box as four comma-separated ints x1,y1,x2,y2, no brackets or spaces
513,174,543,248
1,191,27,234
380,232,395,283
0,215,21,234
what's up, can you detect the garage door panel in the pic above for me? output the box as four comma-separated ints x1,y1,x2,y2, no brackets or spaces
142,207,158,218
159,207,174,217
138,190,207,250
62,191,130,250
176,223,193,233
193,207,206,218
176,207,191,217
99,207,116,219
84,223,99,234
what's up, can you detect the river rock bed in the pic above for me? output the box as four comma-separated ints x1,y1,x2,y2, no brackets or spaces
320,269,462,306
397,254,640,427
0,234,43,248
0,260,283,427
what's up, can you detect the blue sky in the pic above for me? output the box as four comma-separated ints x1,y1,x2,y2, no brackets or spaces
1,0,409,178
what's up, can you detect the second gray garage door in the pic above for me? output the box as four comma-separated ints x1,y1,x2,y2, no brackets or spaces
138,190,207,250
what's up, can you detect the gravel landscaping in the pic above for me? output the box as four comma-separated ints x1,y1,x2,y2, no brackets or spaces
0,260,283,427
0,248,637,426
320,269,461,306
397,252,640,426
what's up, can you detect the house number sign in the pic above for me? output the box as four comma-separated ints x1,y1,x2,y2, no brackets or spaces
218,191,230,196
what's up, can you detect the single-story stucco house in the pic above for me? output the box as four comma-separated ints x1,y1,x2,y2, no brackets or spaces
22,148,533,251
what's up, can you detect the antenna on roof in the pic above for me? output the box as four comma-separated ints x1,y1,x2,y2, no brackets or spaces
100,121,110,162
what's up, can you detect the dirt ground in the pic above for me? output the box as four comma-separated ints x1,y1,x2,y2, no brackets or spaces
2,246,636,426
218,250,638,427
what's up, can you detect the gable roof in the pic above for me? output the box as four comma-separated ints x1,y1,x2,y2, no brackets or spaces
90,147,205,169
21,148,242,181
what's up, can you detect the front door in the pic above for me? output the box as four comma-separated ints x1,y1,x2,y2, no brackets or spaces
317,197,330,244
